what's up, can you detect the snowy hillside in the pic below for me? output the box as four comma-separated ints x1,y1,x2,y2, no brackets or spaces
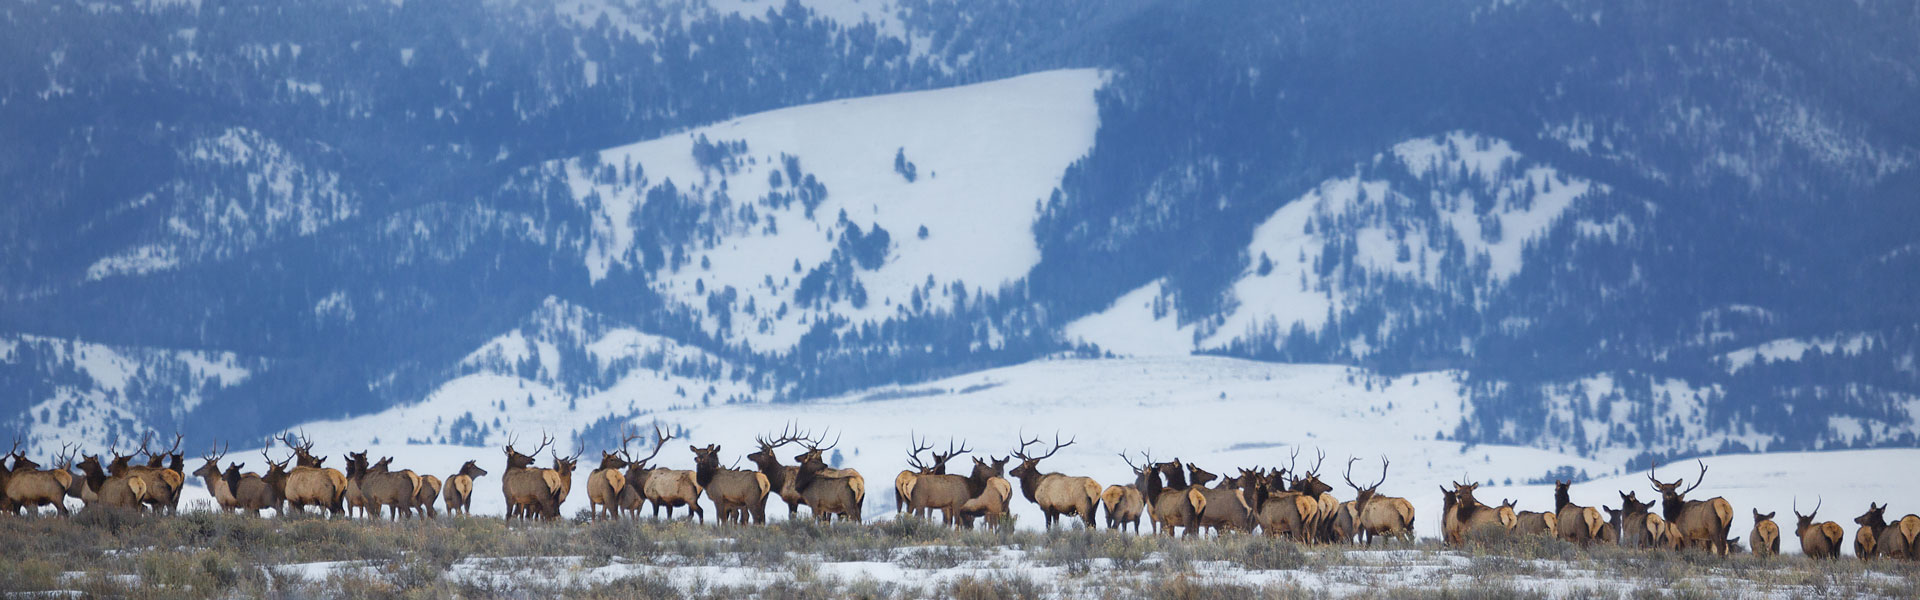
1,334,260,451
565,69,1103,353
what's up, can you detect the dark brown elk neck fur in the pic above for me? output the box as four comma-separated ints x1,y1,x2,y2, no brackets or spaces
1554,481,1573,512
1856,503,1888,534
1795,511,1819,537
967,457,1005,498
222,464,245,494
78,456,109,491
1142,465,1164,500
745,450,787,491
1439,486,1456,514
1619,492,1654,516
692,445,727,488
1453,484,1483,521
1156,461,1188,490
1012,464,1046,504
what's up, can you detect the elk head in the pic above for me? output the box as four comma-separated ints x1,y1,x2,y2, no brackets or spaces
281,431,324,468
1618,491,1654,516
970,455,1008,479
1156,458,1189,489
1451,481,1482,507
903,432,938,474
1793,496,1823,537
1856,502,1888,529
791,429,840,466
193,442,229,480
1647,459,1707,505
932,438,971,473
1289,449,1331,495
503,432,554,470
1752,509,1775,525
689,444,725,470
599,430,641,471
1009,432,1073,481
1345,456,1389,506
106,437,137,472
457,460,489,480
624,424,673,470
748,423,802,471
1186,463,1219,487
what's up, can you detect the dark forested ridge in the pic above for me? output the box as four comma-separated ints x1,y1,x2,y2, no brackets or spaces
2,0,1916,462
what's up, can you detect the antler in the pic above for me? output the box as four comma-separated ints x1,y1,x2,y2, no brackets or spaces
937,437,972,463
138,431,156,458
529,431,555,457
904,432,935,471
163,433,184,456
1118,450,1143,473
1307,449,1326,477
1012,431,1074,462
203,442,230,462
1343,456,1365,491
1680,459,1708,496
629,422,672,466
755,422,806,454
798,428,839,452
56,442,77,469
617,428,643,461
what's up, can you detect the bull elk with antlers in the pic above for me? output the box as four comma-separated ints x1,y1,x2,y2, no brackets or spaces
624,425,704,522
903,436,975,526
1442,482,1515,545
502,433,563,520
791,431,864,522
229,449,290,515
1795,497,1844,559
279,433,346,515
1649,460,1733,554
190,444,237,512
745,425,808,520
444,461,488,516
1009,433,1101,529
7,444,77,517
692,441,772,524
1345,457,1414,545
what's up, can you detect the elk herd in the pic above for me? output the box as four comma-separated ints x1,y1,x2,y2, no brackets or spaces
5,430,1919,562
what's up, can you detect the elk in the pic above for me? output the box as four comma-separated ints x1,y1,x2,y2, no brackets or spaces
904,436,975,526
1514,507,1558,538
1552,480,1606,545
1008,433,1101,529
1287,450,1342,543
0,441,15,514
118,434,184,514
231,450,290,515
894,434,936,518
1649,459,1733,554
1101,452,1148,532
624,425,704,522
1613,492,1662,549
744,426,809,519
414,474,443,518
278,434,346,515
1749,510,1780,557
790,432,863,522
343,452,371,518
1345,457,1414,545
1888,514,1920,560
7,444,76,517
1187,463,1254,533
444,461,488,516
548,450,581,510
1443,482,1514,545
1855,502,1886,559
74,453,147,511
1794,497,1844,559
957,455,1014,529
190,443,237,512
692,442,772,524
503,433,563,520
358,455,424,519
586,431,637,521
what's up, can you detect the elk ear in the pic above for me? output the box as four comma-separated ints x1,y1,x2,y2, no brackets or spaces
689,444,698,452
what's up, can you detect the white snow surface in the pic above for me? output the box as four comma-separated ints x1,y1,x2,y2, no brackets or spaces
1719,334,1874,373
1062,279,1196,357
567,68,1103,353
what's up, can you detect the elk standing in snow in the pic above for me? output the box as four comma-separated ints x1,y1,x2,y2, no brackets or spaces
1553,480,1606,545
1008,433,1101,529
444,460,488,516
692,442,771,524
1749,510,1780,557
1345,457,1414,545
1649,460,1733,554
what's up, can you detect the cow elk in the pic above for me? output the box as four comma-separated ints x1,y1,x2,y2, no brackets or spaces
1187,463,1254,533
1553,481,1606,545
1102,452,1149,533
1649,460,1733,554
586,430,637,521
1795,497,1844,559
1140,454,1206,537
1443,482,1514,545
1345,457,1414,545
691,441,772,524
1008,433,1101,529
444,460,488,516
957,455,1014,529
1749,510,1780,557
75,453,147,511
230,449,290,516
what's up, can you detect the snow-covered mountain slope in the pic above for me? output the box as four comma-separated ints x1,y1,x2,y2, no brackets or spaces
1069,132,1612,358
565,69,1103,353
149,355,1919,553
1,334,260,451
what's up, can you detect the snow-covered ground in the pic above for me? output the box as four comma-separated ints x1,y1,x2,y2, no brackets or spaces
129,356,1920,557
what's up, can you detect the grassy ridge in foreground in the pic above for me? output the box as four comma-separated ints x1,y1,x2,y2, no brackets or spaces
1,507,1916,599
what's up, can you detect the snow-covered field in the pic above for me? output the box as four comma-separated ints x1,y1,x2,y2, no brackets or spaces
129,356,1919,557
